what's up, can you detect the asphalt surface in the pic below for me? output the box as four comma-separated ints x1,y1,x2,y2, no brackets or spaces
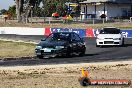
0,34,132,66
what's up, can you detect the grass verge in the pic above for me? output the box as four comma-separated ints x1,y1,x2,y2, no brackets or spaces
0,40,36,60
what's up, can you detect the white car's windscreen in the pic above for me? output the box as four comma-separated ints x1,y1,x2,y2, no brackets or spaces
100,28,121,34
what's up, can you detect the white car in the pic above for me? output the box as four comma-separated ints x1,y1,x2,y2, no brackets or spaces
96,27,124,47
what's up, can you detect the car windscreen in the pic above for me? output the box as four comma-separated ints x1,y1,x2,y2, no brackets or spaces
100,28,121,34
45,33,70,41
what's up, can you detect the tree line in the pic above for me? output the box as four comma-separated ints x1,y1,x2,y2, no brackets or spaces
0,0,84,23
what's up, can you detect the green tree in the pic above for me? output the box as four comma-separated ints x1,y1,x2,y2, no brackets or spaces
14,0,85,23
33,7,43,17
42,0,85,17
0,9,7,14
8,5,16,18
42,0,67,17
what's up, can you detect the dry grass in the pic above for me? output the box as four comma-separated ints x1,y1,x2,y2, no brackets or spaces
0,19,132,29
0,40,36,59
0,62,132,88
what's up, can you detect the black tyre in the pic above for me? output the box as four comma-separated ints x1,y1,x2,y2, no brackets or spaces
66,51,72,58
36,55,43,59
66,47,72,58
121,38,124,46
79,47,86,56
96,44,100,47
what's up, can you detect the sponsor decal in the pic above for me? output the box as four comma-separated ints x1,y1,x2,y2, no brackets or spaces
121,30,130,38
45,28,132,38
94,29,100,37
51,28,86,37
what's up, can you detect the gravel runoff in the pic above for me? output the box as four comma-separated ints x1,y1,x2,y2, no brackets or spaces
0,61,132,88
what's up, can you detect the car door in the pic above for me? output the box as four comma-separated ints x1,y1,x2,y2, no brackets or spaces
71,33,82,53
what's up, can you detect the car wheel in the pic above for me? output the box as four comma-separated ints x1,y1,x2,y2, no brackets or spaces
79,47,86,56
36,55,43,59
66,47,72,58
96,44,100,47
66,51,72,58
121,38,124,47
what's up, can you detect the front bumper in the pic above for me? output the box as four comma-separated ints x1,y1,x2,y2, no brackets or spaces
35,48,67,58
96,39,123,45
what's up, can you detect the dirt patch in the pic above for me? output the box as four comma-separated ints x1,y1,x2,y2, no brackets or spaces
0,61,132,88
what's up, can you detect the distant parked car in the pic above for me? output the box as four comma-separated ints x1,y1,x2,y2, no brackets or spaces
96,27,124,47
35,32,86,58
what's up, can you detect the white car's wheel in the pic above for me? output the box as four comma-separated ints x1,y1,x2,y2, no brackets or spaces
121,38,124,47
96,43,100,47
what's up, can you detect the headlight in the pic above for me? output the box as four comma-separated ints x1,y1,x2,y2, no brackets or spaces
36,46,42,49
97,37,104,40
55,46,64,49
113,38,121,40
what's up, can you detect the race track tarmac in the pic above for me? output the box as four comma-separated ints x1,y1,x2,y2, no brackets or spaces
0,35,132,66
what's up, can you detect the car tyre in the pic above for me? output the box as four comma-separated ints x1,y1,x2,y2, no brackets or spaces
96,44,100,47
122,38,124,45
36,55,43,59
66,51,72,58
79,47,86,56
66,47,72,58
120,38,124,47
